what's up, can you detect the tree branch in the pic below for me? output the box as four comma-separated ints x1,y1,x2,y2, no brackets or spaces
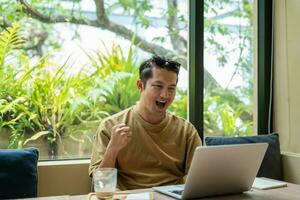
17,0,221,88
166,0,187,54
23,31,48,56
94,0,109,24
18,0,98,26
18,0,186,67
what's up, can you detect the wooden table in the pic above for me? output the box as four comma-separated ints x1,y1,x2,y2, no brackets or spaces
152,182,300,200
22,182,300,200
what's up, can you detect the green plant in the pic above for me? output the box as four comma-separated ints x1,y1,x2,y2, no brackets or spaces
0,23,24,67
2,0,255,140
203,86,253,137
84,42,140,114
219,103,253,137
0,23,32,148
169,88,187,119
0,24,108,156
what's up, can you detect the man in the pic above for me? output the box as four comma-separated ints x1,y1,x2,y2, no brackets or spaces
89,55,202,190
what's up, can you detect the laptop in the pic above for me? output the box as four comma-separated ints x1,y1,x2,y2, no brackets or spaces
153,143,268,199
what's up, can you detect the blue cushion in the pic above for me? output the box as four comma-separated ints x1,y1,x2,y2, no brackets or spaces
205,133,282,180
0,147,39,199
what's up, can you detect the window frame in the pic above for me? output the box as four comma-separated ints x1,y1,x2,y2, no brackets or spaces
188,0,204,140
188,0,273,140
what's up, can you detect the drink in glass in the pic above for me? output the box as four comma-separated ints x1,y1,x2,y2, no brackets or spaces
93,168,117,200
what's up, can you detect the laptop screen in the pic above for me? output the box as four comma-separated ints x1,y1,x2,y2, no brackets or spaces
154,143,268,199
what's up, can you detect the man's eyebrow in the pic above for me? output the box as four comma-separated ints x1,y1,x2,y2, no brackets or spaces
152,81,164,84
153,81,176,87
152,80,177,86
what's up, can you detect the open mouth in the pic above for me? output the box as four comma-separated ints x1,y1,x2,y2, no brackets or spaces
156,100,167,109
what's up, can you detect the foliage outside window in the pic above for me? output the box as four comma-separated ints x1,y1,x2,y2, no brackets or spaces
203,0,254,137
0,0,254,160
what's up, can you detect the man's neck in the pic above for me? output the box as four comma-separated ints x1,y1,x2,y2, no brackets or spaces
136,104,165,124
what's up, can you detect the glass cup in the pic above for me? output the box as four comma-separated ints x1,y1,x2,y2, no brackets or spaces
93,168,117,200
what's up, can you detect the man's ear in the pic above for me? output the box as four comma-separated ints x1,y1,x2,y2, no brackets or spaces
137,80,144,93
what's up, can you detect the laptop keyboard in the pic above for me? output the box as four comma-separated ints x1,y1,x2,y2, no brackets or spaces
170,190,183,195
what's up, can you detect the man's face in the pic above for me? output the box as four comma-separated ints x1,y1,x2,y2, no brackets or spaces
138,67,177,116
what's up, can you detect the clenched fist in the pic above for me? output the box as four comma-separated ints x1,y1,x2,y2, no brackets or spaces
107,123,131,153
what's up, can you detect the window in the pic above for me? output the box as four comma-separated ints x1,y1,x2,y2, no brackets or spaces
203,0,255,137
1,0,267,160
0,0,188,160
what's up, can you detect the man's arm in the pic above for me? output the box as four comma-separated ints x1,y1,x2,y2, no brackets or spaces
99,123,131,168
89,122,131,176
184,126,202,177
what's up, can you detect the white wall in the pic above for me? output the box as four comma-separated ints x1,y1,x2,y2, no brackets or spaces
274,0,300,184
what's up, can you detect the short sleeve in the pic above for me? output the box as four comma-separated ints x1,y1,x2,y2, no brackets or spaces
89,121,111,176
184,125,202,176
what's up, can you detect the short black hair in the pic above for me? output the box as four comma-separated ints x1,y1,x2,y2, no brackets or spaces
139,55,181,86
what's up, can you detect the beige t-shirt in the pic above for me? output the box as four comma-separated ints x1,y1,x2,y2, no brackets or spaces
89,105,202,190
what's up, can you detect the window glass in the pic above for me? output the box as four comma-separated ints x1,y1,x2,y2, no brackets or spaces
204,0,255,137
0,0,188,160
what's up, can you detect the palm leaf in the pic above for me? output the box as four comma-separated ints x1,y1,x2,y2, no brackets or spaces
24,131,50,145
0,23,24,67
0,97,26,114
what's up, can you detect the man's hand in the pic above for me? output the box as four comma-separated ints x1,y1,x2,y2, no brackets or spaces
108,123,131,153
99,123,131,168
